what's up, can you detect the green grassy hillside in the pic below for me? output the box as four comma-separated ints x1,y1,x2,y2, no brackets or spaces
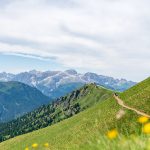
0,83,113,142
120,77,150,114
0,78,150,150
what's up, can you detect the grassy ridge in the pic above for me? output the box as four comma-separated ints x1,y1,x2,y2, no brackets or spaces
120,77,150,114
0,78,150,150
0,84,113,142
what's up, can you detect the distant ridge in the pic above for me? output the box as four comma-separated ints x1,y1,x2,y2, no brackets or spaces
0,70,136,98
0,81,50,122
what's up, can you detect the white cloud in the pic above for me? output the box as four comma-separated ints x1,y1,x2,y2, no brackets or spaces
0,0,150,81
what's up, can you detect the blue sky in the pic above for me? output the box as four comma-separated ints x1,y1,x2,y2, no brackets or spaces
0,54,64,73
0,0,150,81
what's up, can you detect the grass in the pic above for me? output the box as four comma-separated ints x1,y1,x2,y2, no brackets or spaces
121,77,150,114
0,78,150,150
0,83,113,143
72,84,113,110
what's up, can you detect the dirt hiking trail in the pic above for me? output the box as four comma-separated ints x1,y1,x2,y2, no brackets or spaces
114,95,150,118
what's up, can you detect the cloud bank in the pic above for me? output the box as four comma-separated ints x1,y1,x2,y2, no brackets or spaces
0,0,150,81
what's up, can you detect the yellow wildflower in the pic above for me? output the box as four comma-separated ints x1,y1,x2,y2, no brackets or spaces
25,148,29,150
32,143,38,148
44,143,49,148
138,116,149,124
106,129,118,139
142,123,150,134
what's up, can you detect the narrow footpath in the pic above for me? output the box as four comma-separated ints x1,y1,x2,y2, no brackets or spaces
114,95,150,118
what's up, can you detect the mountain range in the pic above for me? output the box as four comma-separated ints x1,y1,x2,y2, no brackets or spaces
0,70,136,99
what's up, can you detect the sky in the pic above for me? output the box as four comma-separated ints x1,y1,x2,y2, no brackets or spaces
0,0,150,82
